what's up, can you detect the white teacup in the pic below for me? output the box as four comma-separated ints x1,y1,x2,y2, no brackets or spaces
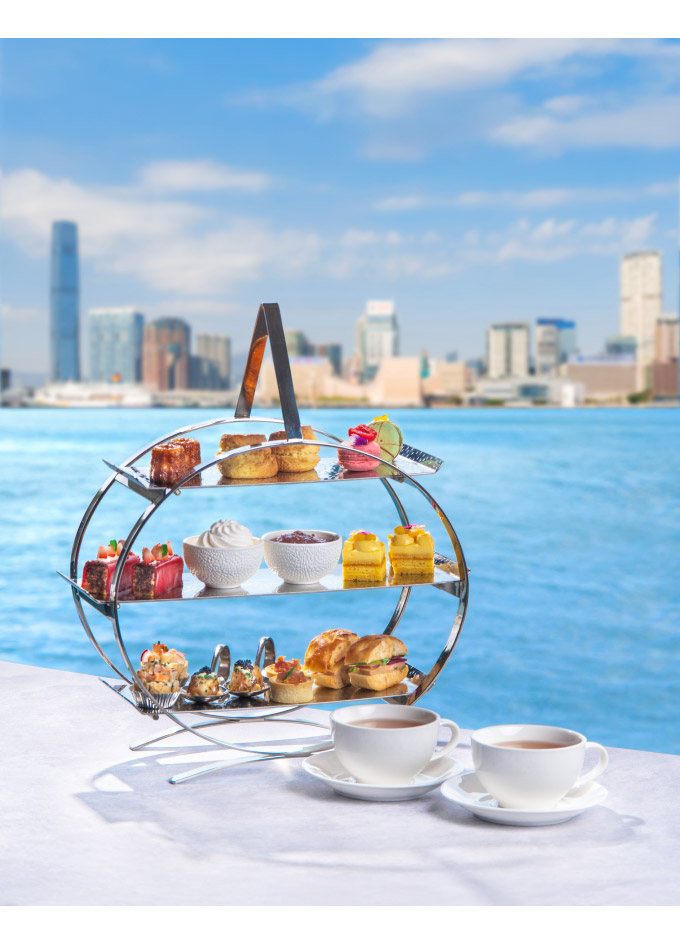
471,724,609,810
331,705,460,785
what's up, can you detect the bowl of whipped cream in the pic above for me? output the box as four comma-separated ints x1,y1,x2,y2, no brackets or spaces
183,520,263,588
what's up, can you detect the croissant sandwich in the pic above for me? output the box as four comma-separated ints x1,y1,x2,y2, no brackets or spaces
304,628,359,689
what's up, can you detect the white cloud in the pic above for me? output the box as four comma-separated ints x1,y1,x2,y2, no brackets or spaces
493,97,680,151
269,39,629,119
374,181,678,212
465,213,657,264
138,159,272,193
0,168,320,298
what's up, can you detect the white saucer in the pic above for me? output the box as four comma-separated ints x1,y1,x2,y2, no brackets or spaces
302,750,464,801
440,772,608,826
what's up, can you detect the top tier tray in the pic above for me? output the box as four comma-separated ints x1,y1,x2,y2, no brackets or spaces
105,442,441,500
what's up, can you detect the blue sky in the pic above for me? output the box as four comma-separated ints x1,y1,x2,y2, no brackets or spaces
1,38,679,374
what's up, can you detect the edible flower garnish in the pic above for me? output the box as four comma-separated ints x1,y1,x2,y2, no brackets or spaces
348,424,378,443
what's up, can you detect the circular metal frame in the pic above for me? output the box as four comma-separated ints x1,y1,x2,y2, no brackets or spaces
69,415,469,756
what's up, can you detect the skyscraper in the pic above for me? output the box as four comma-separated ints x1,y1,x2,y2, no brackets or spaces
191,333,231,389
142,318,191,391
50,221,80,381
487,323,530,378
536,319,577,374
620,251,662,367
89,307,144,383
655,316,679,363
356,301,399,382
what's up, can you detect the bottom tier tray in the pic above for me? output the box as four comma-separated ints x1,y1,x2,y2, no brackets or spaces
103,667,421,716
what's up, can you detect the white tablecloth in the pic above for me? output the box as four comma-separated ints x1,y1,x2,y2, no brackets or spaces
1,660,678,906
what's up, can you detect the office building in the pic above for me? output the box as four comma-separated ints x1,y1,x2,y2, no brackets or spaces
655,317,679,363
191,333,231,390
487,323,530,379
50,221,80,381
536,319,577,374
142,318,191,391
620,251,662,367
562,355,638,402
605,336,638,359
285,330,314,358
356,301,399,382
316,343,343,377
89,307,144,383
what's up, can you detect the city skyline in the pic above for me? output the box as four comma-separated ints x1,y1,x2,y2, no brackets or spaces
2,39,680,375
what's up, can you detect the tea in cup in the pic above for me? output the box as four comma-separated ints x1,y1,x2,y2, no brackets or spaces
331,705,460,784
471,723,608,809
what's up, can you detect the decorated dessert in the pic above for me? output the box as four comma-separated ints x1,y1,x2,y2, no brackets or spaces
81,540,140,600
388,524,435,577
269,425,320,472
367,415,403,464
268,660,314,704
304,628,359,689
132,542,184,598
216,433,278,480
150,437,201,486
342,530,386,583
337,425,381,472
344,634,409,691
227,659,265,694
186,667,223,700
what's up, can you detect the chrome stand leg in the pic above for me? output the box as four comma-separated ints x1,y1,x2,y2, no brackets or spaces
129,714,328,750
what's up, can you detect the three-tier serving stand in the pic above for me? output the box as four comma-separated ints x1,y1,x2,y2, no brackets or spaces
59,304,469,782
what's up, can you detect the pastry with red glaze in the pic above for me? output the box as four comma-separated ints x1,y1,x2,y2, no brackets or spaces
337,425,381,471
82,539,140,600
132,542,184,598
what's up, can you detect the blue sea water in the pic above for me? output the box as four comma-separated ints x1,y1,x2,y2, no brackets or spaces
1,407,678,754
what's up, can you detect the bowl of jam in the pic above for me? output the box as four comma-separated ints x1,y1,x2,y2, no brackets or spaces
262,529,342,584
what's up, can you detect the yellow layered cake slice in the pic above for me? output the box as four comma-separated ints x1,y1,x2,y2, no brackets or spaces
342,530,386,583
388,524,435,577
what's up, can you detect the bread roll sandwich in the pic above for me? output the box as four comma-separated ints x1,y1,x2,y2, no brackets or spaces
345,634,409,691
304,628,359,689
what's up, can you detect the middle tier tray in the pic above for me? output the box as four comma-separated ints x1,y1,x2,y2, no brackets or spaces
59,551,462,616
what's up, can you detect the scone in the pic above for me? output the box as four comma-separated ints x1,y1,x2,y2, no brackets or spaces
216,433,278,479
269,426,320,472
304,628,359,689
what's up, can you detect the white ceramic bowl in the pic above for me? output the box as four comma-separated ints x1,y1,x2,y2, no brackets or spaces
183,536,263,588
262,529,342,585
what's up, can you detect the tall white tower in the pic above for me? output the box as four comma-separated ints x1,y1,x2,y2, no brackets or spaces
620,251,662,368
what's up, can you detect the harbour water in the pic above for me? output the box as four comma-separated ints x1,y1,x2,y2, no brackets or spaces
1,407,678,754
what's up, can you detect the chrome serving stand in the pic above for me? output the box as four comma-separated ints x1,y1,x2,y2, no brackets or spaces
59,303,469,782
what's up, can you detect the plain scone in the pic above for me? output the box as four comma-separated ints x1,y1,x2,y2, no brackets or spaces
216,433,279,479
269,425,320,472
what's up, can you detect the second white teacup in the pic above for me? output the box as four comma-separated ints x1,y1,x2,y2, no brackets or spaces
331,704,460,785
471,723,609,810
